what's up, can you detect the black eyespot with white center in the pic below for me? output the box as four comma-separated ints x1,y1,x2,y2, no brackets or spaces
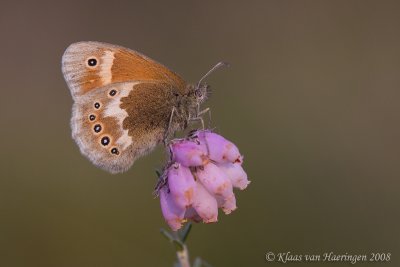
94,124,102,133
109,89,117,96
101,136,110,146
111,148,119,155
89,114,96,121
87,58,97,67
94,102,100,109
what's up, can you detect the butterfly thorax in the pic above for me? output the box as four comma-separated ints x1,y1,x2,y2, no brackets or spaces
173,83,209,130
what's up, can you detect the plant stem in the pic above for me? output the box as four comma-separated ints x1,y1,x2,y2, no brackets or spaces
176,244,190,267
161,223,194,267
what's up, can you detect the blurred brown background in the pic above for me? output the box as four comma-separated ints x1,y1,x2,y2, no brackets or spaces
1,1,399,266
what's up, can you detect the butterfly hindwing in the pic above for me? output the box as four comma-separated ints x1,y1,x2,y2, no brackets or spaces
71,81,181,173
71,82,138,173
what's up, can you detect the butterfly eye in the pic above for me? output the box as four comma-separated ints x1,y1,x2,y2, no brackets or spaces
89,114,96,121
111,148,119,155
109,89,117,96
94,124,102,133
101,136,110,146
195,90,202,98
94,102,101,109
87,58,97,67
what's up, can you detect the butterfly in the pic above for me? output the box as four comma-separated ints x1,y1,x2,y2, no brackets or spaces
62,41,227,174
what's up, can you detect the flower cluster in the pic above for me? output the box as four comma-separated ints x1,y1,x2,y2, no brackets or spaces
158,130,250,231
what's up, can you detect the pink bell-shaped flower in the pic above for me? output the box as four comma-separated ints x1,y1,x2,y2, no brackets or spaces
167,162,196,209
218,162,250,190
159,186,186,231
169,140,208,167
197,131,242,163
191,181,218,223
196,162,234,199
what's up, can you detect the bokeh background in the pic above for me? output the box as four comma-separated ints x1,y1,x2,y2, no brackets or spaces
1,1,399,266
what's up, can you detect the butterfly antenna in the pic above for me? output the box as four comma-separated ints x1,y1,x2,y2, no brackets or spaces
197,61,230,88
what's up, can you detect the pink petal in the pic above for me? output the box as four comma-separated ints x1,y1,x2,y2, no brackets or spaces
196,162,234,198
170,140,208,167
192,182,218,223
167,163,196,209
218,162,250,190
197,131,241,163
159,187,186,231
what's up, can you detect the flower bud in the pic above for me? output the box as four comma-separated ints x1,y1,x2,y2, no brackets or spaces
192,182,218,223
170,140,208,167
167,163,196,209
218,162,250,190
196,162,233,199
159,187,185,231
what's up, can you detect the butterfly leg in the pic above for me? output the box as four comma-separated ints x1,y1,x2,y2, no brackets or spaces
190,117,205,129
193,107,211,129
197,107,210,117
189,107,211,130
163,107,177,146
206,108,212,128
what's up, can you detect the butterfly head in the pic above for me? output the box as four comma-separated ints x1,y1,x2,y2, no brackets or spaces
189,62,229,104
193,83,210,104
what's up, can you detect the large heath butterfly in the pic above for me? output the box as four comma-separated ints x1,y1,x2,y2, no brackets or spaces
62,42,227,173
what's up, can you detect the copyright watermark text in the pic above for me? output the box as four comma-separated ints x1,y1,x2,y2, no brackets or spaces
265,251,391,264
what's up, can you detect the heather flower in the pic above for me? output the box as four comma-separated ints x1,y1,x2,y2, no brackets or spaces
218,162,249,190
167,163,196,209
159,186,185,231
170,141,208,167
158,130,250,231
196,162,234,199
191,181,218,223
